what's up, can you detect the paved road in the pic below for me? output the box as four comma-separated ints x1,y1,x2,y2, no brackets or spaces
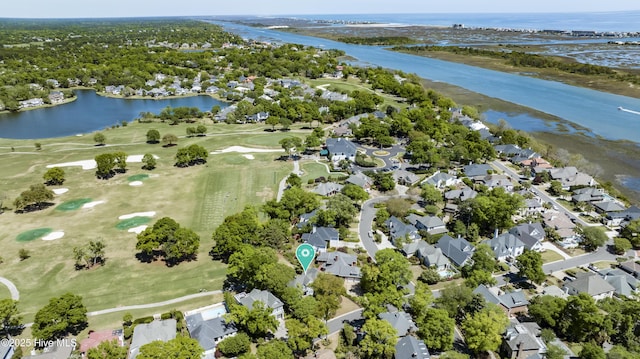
327,309,364,335
542,246,617,273
491,160,591,227
276,160,301,201
0,277,19,300
87,290,222,316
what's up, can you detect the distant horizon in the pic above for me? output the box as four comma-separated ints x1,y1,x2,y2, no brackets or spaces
3,0,639,19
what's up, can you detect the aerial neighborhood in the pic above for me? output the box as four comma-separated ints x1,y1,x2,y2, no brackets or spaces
1,18,640,359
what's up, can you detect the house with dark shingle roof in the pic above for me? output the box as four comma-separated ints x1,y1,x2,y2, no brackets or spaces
186,312,237,356
325,138,358,164
313,182,344,196
619,260,640,278
562,273,615,301
346,171,373,189
593,201,626,214
501,319,546,359
444,187,478,202
483,233,525,262
0,342,14,359
316,251,361,281
473,284,529,317
288,267,320,296
234,289,285,320
378,311,417,337
463,164,493,177
385,216,420,246
407,214,447,235
395,336,430,359
435,234,475,267
302,226,340,253
509,223,545,252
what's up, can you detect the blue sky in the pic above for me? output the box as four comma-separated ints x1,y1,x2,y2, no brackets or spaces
3,0,639,18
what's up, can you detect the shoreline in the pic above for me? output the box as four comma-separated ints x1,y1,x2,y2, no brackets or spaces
0,96,78,114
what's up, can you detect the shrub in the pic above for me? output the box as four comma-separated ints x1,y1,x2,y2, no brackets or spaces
217,332,251,357
133,316,154,325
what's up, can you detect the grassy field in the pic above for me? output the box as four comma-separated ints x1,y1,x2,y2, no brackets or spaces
308,78,408,110
0,285,10,300
0,120,306,322
541,250,564,263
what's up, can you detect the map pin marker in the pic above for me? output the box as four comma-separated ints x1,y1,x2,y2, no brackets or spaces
295,243,316,274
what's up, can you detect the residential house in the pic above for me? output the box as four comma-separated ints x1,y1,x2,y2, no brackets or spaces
325,138,358,164
605,205,640,227
346,172,373,189
407,214,447,235
385,216,420,246
288,267,320,296
598,268,639,298
186,310,237,356
571,187,604,203
444,187,478,202
316,251,361,281
393,170,421,186
378,311,417,337
520,198,544,216
593,201,626,214
246,111,269,122
234,289,285,320
435,234,475,267
562,273,615,301
483,233,525,262
321,91,349,102
619,260,640,279
546,167,595,189
205,86,219,94
509,223,545,252
297,209,318,229
501,319,546,359
24,341,75,359
542,285,569,299
0,341,14,359
463,164,493,177
48,91,65,104
129,319,177,359
302,226,339,253
214,105,237,122
416,242,451,271
313,182,344,196
474,284,529,317
542,212,579,248
395,336,430,359
520,157,553,170
46,79,60,88
422,171,460,189
477,174,514,192
333,126,352,137
19,98,44,109
79,329,123,356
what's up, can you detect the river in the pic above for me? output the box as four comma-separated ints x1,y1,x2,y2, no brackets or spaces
213,21,640,143
0,90,226,139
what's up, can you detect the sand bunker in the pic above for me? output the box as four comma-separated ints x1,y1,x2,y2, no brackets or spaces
128,225,148,234
47,155,159,171
53,188,69,195
119,211,156,220
82,200,105,209
211,146,284,154
243,154,255,160
42,231,65,241
129,181,143,186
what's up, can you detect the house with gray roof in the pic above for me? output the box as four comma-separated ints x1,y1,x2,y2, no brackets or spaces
186,312,237,356
593,201,626,214
562,273,615,301
302,226,340,253
416,243,451,271
483,233,525,262
599,268,640,298
0,342,14,359
346,172,373,189
605,205,640,227
521,198,544,216
542,212,578,247
129,319,177,359
385,216,421,246
234,289,285,320
501,319,546,359
572,187,604,203
314,182,344,196
444,187,478,202
474,284,529,317
23,341,75,359
406,214,447,235
547,167,594,189
463,164,493,177
325,138,358,164
393,170,421,186
477,174,514,192
316,251,361,281
395,336,430,359
378,311,417,337
435,234,475,267
509,223,545,252
619,260,640,278
422,171,460,189
542,285,569,299
288,267,320,296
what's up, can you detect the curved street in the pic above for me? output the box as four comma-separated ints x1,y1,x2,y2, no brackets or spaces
0,277,19,300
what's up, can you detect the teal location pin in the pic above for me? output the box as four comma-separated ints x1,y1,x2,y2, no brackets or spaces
296,243,316,274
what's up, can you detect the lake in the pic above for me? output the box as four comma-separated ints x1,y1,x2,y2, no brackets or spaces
213,21,640,143
0,90,227,139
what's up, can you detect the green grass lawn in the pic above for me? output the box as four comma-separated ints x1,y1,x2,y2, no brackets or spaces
540,250,564,263
0,120,306,321
0,284,11,300
299,161,344,183
308,78,407,110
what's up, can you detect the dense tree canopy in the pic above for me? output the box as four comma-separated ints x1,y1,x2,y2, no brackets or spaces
137,336,203,359
13,183,54,212
135,217,200,264
32,293,87,341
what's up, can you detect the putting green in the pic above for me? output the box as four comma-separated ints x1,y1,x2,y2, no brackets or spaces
116,216,152,230
127,174,149,182
16,228,52,242
56,198,93,211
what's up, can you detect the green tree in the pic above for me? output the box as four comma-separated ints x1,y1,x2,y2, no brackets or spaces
416,307,455,351
227,245,278,289
385,198,411,218
559,293,608,343
528,295,566,329
361,249,411,311
285,317,327,354
93,132,106,145
135,217,198,264
13,183,54,211
163,227,200,264
341,183,369,203
606,345,637,359
279,137,302,158
18,249,30,261
226,301,278,339
175,148,191,167
468,188,523,236
32,293,88,341
545,344,568,359
286,173,302,188
146,129,161,143
580,342,606,359
217,332,251,357
196,125,207,136
142,153,156,170
43,167,65,185
162,133,178,146
311,273,346,321
359,318,397,359
87,339,129,359
439,351,470,359
462,304,509,355
113,151,127,172
613,237,632,255
260,219,291,250
95,153,115,179
619,218,640,248
0,299,22,336
435,284,483,322
581,226,608,252
516,249,546,284
137,336,204,359
256,340,293,359
211,207,262,260
421,183,442,205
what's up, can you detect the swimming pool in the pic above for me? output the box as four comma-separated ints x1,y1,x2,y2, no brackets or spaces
200,304,227,321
